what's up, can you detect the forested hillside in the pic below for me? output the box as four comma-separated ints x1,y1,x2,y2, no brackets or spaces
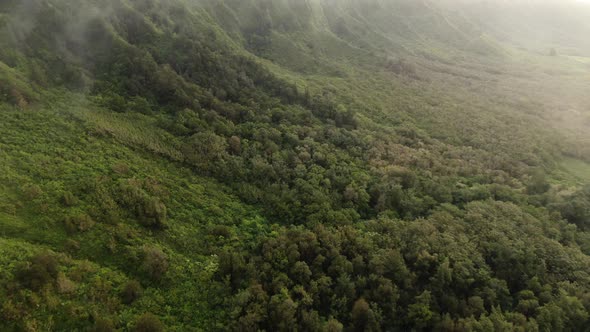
1,0,590,331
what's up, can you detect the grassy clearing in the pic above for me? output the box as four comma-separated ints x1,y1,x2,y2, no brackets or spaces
560,157,590,184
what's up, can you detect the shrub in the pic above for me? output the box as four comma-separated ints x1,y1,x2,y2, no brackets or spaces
141,246,169,281
65,239,81,252
64,213,95,233
133,313,164,332
0,202,16,215
1,300,20,321
228,135,241,155
325,318,343,332
118,181,167,229
111,162,130,175
15,252,59,291
386,58,419,79
56,272,77,294
128,96,152,114
208,224,232,238
91,317,116,332
121,280,143,304
10,88,28,109
22,184,43,200
138,198,167,229
62,191,78,206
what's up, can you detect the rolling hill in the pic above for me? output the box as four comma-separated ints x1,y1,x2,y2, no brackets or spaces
1,0,590,331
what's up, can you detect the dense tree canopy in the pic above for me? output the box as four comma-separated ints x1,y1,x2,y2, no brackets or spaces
1,0,590,331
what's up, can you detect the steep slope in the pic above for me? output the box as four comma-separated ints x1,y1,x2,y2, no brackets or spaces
1,0,590,331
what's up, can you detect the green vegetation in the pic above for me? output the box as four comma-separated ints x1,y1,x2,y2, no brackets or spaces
1,0,590,330
560,158,590,184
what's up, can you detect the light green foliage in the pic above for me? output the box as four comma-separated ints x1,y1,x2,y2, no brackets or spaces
1,0,590,331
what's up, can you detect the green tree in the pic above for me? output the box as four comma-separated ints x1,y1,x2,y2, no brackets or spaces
352,298,380,332
407,291,433,330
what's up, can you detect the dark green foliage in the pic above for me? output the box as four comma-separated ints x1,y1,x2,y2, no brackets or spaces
141,246,168,282
1,0,590,331
64,213,95,233
62,191,78,207
407,291,433,330
91,318,116,332
119,180,168,229
138,198,167,229
133,313,165,332
351,298,380,332
121,280,143,304
215,201,590,330
527,169,551,195
22,184,43,201
15,252,59,291
552,186,590,230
